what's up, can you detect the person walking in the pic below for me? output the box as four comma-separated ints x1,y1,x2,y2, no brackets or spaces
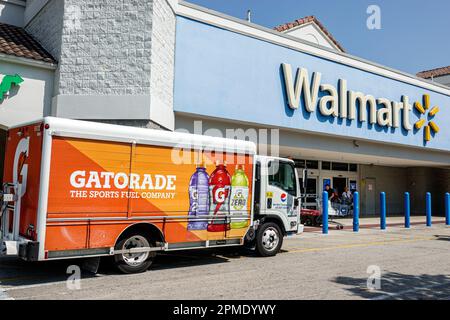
342,187,353,205
325,184,336,202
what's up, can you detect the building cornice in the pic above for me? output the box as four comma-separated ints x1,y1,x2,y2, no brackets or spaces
0,52,57,70
177,1,450,97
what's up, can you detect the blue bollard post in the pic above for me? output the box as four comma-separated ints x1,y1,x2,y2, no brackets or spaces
353,192,359,232
446,193,450,226
426,192,432,227
322,191,329,234
404,192,410,229
380,192,386,230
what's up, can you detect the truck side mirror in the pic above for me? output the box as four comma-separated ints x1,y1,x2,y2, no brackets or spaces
302,169,308,189
255,162,261,180
294,197,300,208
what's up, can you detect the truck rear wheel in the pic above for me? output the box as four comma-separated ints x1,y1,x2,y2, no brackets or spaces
114,233,155,274
255,222,283,257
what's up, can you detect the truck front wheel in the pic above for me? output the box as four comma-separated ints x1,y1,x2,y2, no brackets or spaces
114,233,155,274
255,222,283,257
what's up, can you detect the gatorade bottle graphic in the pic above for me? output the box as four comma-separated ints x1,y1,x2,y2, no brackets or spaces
208,161,231,232
230,165,249,229
187,166,210,231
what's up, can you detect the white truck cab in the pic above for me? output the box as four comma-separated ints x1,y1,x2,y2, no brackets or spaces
246,156,302,256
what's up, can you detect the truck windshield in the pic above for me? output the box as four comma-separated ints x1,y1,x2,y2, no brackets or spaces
268,161,297,196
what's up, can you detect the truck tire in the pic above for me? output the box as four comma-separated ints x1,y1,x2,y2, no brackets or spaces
255,222,283,257
114,233,155,274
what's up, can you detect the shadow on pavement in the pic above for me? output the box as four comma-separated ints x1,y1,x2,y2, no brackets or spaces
334,271,450,300
0,257,99,288
0,246,254,287
434,235,450,242
148,247,252,272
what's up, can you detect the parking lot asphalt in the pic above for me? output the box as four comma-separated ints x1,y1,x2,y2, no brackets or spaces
0,222,449,300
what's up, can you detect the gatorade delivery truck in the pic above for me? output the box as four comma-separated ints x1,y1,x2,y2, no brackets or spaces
0,117,302,273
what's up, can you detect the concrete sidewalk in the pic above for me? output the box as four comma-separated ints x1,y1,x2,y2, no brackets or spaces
304,215,447,232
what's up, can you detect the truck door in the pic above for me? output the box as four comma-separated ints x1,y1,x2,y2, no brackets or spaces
2,123,43,243
265,160,299,233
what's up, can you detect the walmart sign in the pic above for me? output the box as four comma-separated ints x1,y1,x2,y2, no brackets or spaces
174,16,450,151
282,64,440,142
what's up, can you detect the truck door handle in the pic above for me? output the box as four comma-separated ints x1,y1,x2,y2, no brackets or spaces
267,198,272,209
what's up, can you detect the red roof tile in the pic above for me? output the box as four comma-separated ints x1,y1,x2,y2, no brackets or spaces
417,66,450,79
0,22,56,64
274,16,345,53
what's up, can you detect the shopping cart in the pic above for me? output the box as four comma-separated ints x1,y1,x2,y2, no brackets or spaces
330,201,353,218
301,197,346,229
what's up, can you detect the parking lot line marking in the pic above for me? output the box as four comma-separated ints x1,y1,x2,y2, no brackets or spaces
286,236,435,254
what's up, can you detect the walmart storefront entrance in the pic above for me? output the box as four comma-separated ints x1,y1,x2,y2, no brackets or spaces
175,115,450,217
288,153,450,217
171,10,450,217
293,159,359,211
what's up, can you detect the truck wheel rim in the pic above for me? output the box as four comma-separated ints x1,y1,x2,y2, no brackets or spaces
262,227,279,251
122,235,150,266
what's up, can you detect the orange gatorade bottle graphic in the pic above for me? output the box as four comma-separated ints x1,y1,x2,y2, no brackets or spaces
208,161,231,232
230,165,249,229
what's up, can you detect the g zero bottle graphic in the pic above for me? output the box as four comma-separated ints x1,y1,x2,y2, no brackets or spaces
208,161,231,232
187,165,210,231
230,165,249,229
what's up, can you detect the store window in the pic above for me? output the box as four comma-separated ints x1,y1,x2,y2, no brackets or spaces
321,161,358,172
294,159,306,169
305,160,319,169
332,162,349,171
322,161,331,170
294,159,319,169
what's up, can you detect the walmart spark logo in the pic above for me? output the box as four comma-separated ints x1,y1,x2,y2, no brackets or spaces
414,94,440,142
0,74,24,102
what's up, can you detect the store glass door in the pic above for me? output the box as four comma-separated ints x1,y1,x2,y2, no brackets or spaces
332,177,347,197
304,178,317,209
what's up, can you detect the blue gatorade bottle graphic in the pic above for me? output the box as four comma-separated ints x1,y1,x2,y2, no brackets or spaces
187,165,210,230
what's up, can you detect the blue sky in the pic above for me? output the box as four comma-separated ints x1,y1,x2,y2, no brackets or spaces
187,0,450,75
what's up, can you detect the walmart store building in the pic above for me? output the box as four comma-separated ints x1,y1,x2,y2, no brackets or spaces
1,0,450,216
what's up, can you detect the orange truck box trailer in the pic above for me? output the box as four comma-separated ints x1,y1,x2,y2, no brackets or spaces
1,117,302,273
